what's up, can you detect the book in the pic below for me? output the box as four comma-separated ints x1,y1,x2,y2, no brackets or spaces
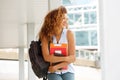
50,43,68,70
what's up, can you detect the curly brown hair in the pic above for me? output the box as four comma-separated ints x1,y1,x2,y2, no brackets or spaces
39,6,67,42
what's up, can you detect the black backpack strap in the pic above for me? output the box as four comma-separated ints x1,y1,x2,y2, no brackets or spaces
43,76,47,80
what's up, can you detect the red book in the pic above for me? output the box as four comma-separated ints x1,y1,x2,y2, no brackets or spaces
50,43,68,70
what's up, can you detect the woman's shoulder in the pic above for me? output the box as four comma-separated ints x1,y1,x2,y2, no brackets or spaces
67,29,74,35
66,29,74,40
63,28,73,33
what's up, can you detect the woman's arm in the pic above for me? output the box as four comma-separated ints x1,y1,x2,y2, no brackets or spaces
41,30,76,63
41,37,67,63
66,30,76,63
49,61,69,73
49,30,76,73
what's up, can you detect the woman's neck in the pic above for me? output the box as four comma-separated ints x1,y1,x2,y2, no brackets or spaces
55,28,63,44
55,28,63,36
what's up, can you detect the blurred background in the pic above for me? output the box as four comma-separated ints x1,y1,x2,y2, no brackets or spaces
0,0,120,80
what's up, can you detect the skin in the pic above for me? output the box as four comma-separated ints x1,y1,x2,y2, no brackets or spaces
41,13,76,73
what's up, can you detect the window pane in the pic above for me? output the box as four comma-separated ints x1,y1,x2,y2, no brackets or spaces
62,0,71,6
68,14,74,25
74,13,82,25
84,12,89,24
76,50,79,57
80,50,84,58
90,11,97,24
68,13,82,26
75,31,89,46
90,30,97,46
62,0,94,6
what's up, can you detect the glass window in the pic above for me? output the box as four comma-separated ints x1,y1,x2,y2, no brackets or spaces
85,52,89,59
68,13,82,25
84,12,89,24
90,11,97,24
62,0,98,48
84,11,97,24
80,50,84,58
68,14,74,25
62,0,93,6
75,31,89,46
90,30,97,46
75,50,79,57
62,0,71,6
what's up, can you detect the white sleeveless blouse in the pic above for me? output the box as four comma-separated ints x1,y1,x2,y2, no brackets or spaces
52,28,75,74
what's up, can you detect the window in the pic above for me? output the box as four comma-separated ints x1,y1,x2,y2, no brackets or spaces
61,0,100,68
62,0,99,49
75,31,89,46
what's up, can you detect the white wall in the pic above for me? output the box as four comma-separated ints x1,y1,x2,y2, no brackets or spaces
0,0,27,48
48,0,61,10
99,0,120,80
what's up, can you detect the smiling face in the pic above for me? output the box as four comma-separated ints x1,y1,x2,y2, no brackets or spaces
61,13,68,28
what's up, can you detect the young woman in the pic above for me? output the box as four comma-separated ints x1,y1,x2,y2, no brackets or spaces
39,6,76,80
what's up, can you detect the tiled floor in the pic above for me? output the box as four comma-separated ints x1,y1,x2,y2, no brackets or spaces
0,60,101,80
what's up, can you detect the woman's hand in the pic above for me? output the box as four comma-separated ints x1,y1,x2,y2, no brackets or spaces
65,55,76,63
48,66,57,73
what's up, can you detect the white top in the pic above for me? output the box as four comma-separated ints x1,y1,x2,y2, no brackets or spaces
51,28,75,74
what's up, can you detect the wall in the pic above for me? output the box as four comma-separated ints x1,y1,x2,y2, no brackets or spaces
0,0,27,48
99,0,120,80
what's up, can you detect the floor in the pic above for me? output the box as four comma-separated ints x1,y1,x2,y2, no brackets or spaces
0,60,101,80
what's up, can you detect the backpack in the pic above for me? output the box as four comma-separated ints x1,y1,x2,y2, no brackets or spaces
28,40,50,80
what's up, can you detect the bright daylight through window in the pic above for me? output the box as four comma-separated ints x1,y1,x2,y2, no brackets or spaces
61,0,101,80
